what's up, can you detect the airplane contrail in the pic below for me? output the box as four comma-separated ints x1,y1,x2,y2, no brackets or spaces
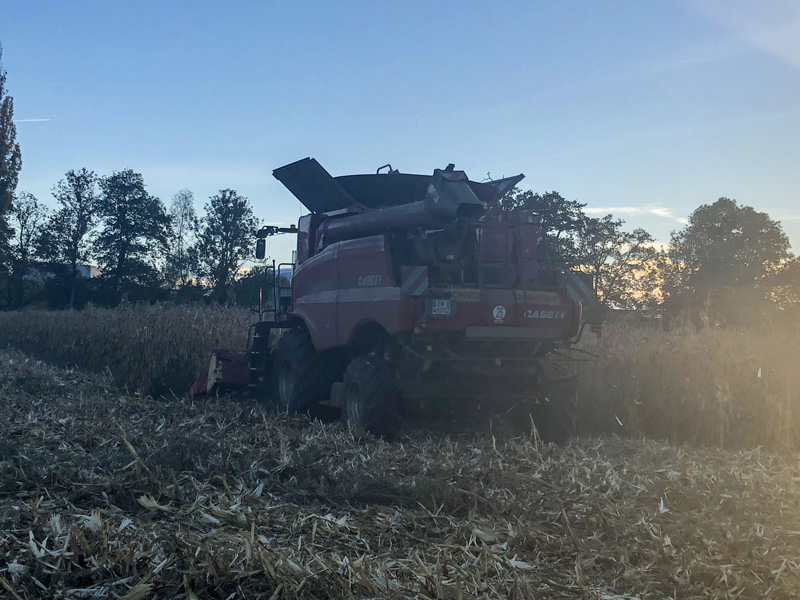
16,118,50,122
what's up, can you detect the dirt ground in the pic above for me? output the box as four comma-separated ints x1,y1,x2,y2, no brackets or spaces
1,350,799,600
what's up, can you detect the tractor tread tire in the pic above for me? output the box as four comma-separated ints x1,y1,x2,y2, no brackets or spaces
342,355,400,439
275,328,330,414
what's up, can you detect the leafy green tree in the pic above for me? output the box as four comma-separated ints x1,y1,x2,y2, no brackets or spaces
230,264,271,307
10,191,47,263
95,169,171,301
6,192,48,307
164,188,198,289
574,215,659,309
498,189,660,308
666,197,792,318
197,189,257,304
498,189,585,261
0,44,22,262
762,258,800,309
40,169,100,308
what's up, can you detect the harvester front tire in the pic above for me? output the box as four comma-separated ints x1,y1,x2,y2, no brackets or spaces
275,328,331,414
342,355,400,439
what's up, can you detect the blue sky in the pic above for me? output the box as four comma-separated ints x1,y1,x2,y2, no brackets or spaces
3,0,800,261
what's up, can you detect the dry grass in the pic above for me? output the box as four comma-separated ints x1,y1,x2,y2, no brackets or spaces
2,305,799,450
577,320,800,450
0,305,254,396
1,351,800,599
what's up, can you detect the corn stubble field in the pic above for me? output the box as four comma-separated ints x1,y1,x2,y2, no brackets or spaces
1,307,800,599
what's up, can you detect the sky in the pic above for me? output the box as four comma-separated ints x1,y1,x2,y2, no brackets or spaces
3,0,800,262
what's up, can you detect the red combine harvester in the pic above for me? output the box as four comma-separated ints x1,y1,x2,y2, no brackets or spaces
194,158,600,440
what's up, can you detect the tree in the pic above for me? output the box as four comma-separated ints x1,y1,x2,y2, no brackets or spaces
197,189,257,304
498,189,661,307
164,189,198,288
40,169,99,308
763,258,800,309
498,189,585,261
6,192,48,307
0,44,22,261
666,197,792,319
10,192,47,264
94,169,171,301
574,215,659,309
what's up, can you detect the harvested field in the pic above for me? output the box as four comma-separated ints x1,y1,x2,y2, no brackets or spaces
2,351,800,599
0,305,253,396
576,323,800,450
3,306,799,450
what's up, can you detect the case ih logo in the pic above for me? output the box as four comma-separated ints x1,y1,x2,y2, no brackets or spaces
524,310,566,320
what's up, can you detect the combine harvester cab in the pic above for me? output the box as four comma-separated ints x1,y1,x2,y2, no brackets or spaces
195,158,601,441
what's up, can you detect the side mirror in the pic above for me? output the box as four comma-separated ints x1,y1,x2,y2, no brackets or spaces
255,238,266,260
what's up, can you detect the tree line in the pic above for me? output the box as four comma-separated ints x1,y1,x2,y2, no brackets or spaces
1,43,798,321
2,168,796,324
0,45,262,309
2,168,258,309
499,190,799,324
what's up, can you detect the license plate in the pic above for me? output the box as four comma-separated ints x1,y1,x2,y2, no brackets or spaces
431,300,451,315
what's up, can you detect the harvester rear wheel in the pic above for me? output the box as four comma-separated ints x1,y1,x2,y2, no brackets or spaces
274,328,331,414
342,355,400,439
